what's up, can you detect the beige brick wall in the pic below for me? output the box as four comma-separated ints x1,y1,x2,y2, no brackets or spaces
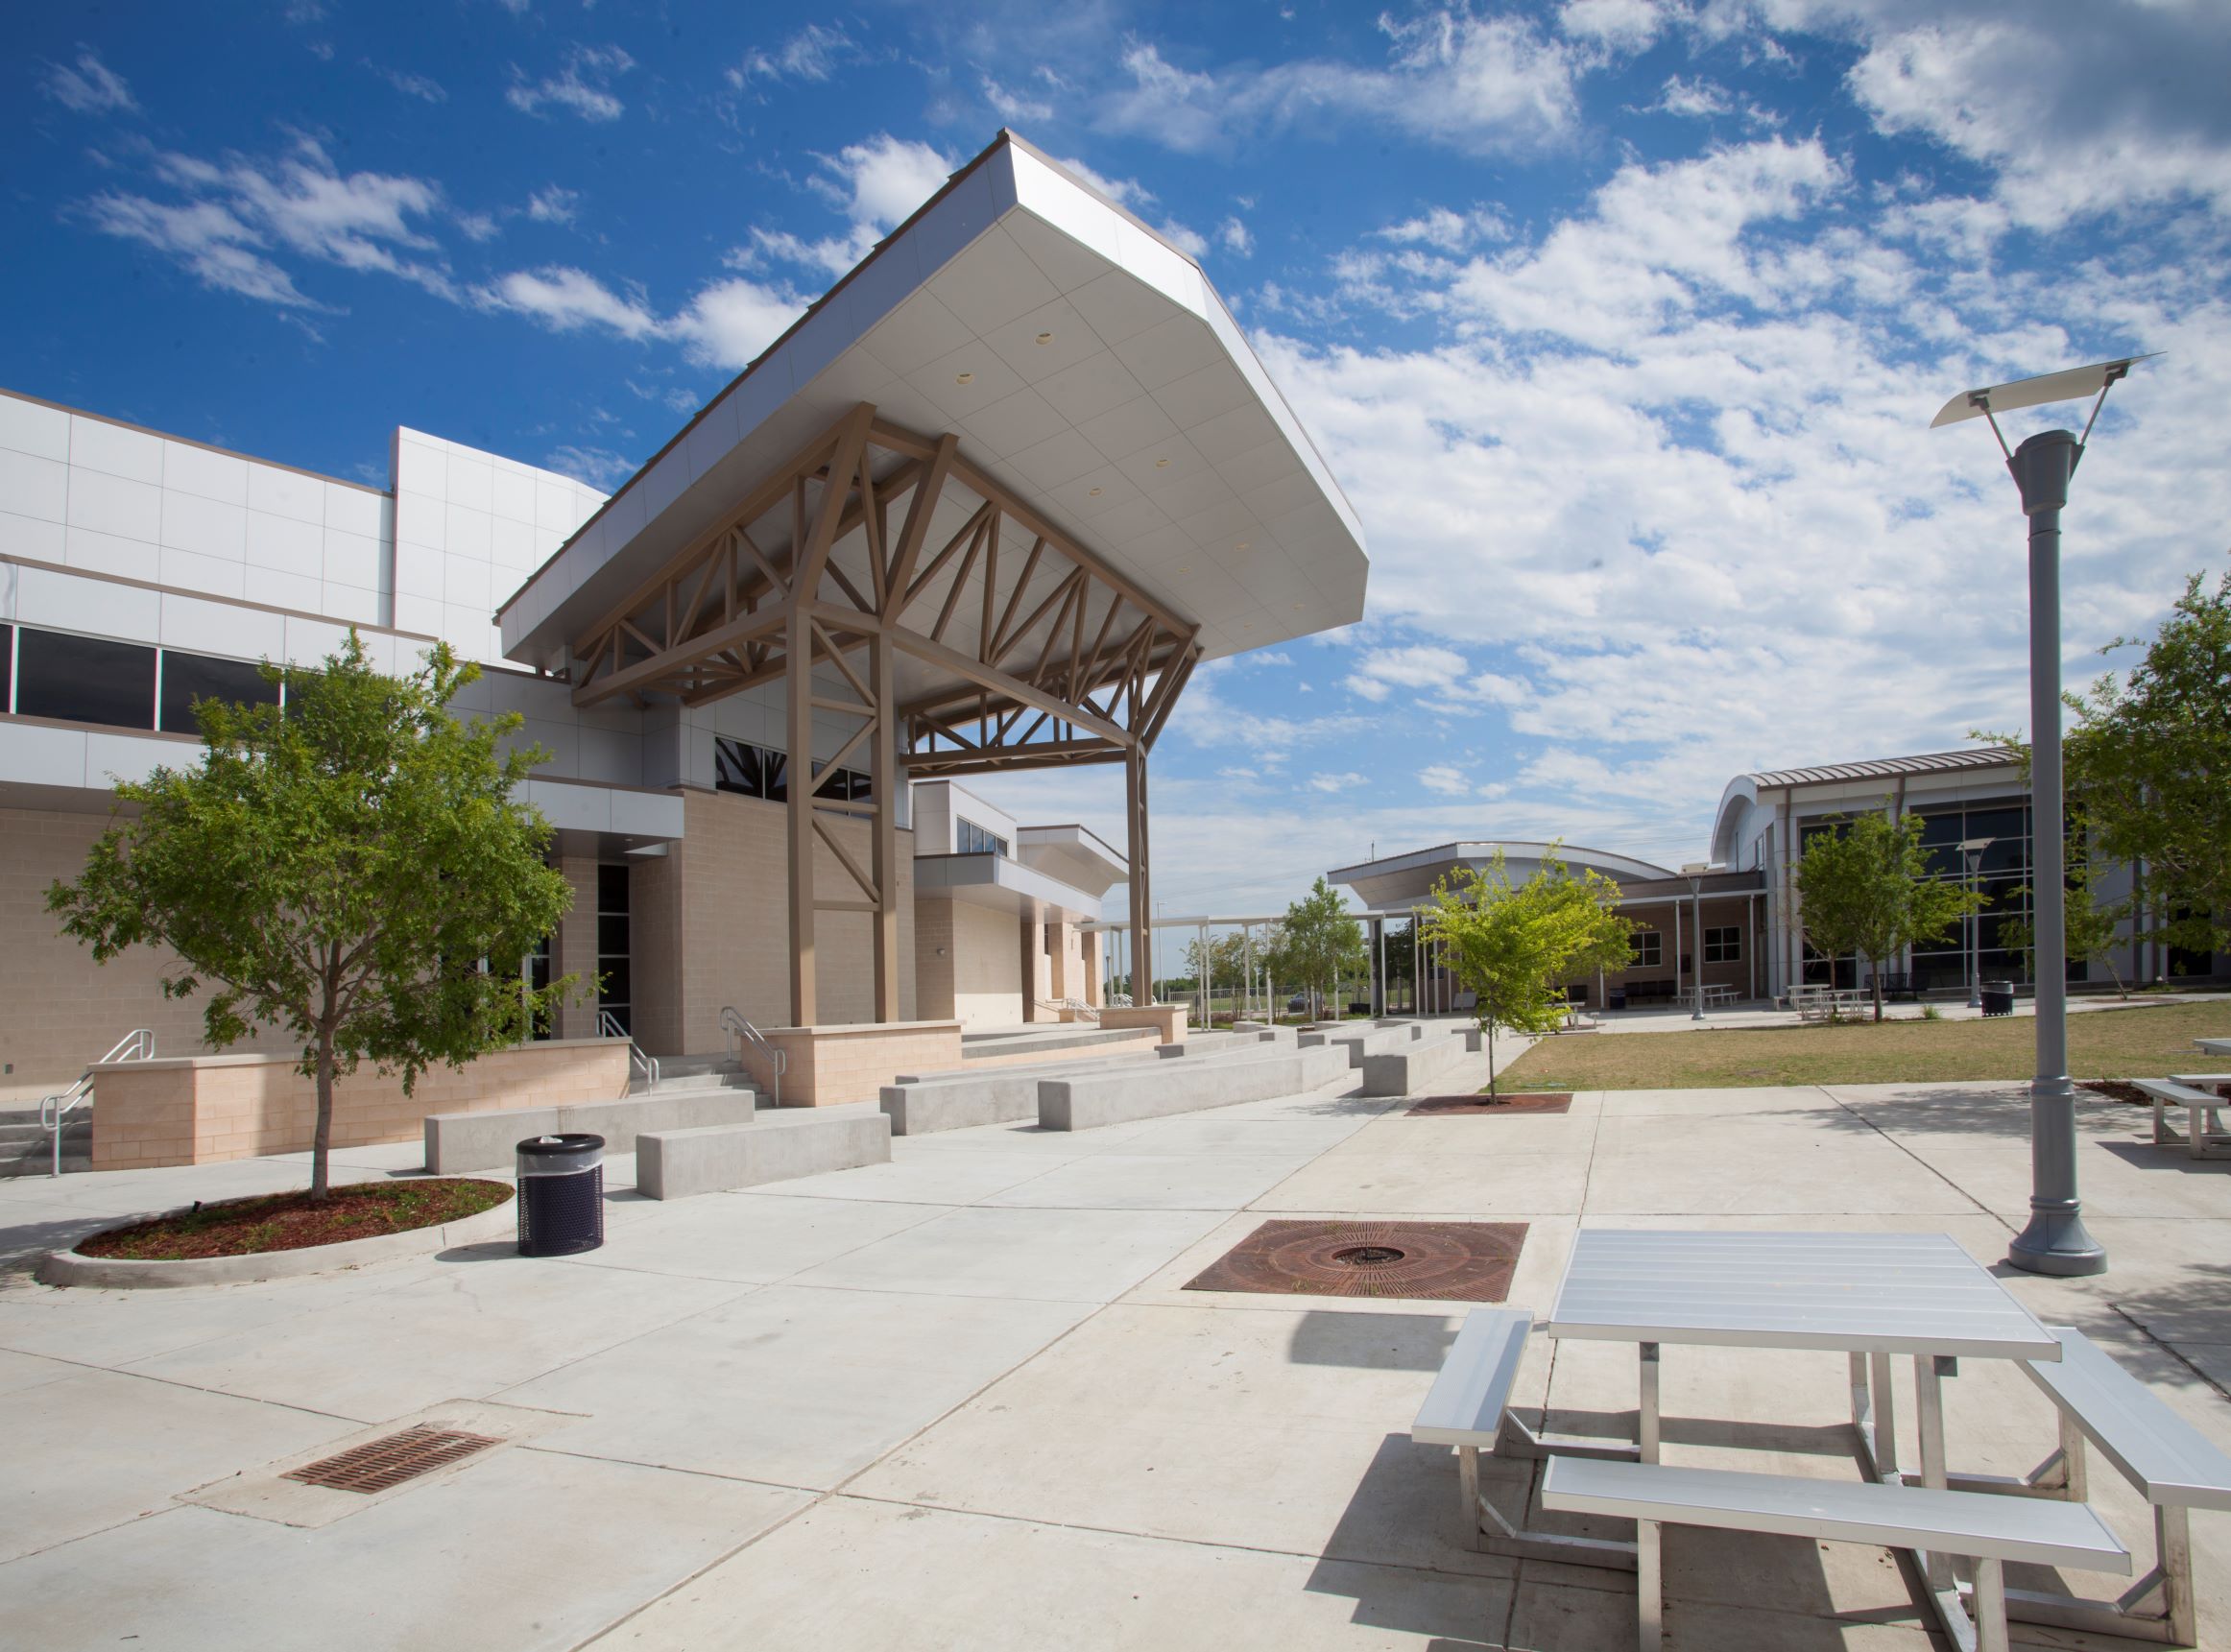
759,1019,963,1106
554,854,602,1040
913,896,957,1020
1,807,269,1090
91,1038,633,1169
634,788,917,1058
949,898,1022,1031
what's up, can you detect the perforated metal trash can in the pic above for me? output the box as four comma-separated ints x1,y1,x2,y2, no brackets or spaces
516,1133,604,1257
1979,981,2015,1018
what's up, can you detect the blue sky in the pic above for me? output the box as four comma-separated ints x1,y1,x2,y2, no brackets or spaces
9,1,2230,922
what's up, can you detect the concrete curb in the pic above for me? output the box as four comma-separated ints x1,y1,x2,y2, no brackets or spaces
36,1186,517,1290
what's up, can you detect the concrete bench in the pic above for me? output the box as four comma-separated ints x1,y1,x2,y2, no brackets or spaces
879,1046,1182,1137
1357,1029,1473,1098
1304,1020,1423,1066
2144,1074,2231,1160
636,1109,891,1200
1542,1455,2129,1652
1038,1043,1352,1131
424,1089,756,1174
1997,1324,2231,1644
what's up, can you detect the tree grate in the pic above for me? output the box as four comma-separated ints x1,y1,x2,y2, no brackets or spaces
283,1425,503,1494
1406,1092,1573,1115
1184,1219,1526,1301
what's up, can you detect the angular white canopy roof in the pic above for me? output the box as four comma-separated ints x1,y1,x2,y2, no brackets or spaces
498,131,1367,675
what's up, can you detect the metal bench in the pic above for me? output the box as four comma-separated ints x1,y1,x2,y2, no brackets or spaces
1411,1307,1639,1567
1993,1325,2231,1644
1543,1454,2129,1652
2141,1074,2231,1160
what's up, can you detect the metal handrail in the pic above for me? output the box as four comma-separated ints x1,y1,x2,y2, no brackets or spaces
597,1010,660,1089
1034,997,1099,1022
720,1007,783,1109
40,1027,155,1178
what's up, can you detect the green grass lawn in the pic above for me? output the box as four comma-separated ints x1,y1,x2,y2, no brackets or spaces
1497,1000,2231,1090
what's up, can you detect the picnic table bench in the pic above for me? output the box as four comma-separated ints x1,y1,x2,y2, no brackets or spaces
2137,1075,2231,1161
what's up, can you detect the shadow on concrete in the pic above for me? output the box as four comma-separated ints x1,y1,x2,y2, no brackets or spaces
1287,1309,1459,1372
1304,1431,1514,1643
2099,1140,2231,1176
0,1208,119,1281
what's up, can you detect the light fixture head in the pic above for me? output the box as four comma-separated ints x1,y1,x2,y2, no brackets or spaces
954,371,974,386
1680,861,1715,875
1931,353,2160,429
1088,486,1102,496
1034,330,1054,345
1154,457,1170,468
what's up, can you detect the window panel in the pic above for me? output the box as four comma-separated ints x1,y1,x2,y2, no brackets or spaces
1631,931,1663,968
1703,925,1741,963
15,628,156,730
158,651,276,733
0,623,12,712
714,735,787,801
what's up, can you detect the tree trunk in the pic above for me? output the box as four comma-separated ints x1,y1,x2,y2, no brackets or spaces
1485,1019,1498,1102
311,1031,336,1201
1871,963,1884,1022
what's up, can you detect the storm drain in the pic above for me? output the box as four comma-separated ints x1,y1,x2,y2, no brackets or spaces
1406,1092,1573,1116
1184,1219,1526,1302
283,1425,503,1494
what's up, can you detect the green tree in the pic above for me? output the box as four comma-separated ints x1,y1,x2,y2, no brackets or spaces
48,635,577,1199
1423,849,1633,1100
1999,860,2135,997
1794,807,1979,1022
1984,566,2231,960
1183,932,1250,1019
1263,877,1367,1021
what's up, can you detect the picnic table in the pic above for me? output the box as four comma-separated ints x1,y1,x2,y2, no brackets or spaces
1699,983,1739,1009
1543,1230,2062,1645
2197,1038,2231,1058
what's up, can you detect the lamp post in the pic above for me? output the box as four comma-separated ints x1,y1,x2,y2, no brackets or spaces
1960,838,1992,1010
1680,863,1715,1020
1932,353,2154,1278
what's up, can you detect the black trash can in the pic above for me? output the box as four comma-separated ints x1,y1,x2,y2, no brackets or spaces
1608,987,1628,1012
516,1133,604,1257
1979,981,2015,1018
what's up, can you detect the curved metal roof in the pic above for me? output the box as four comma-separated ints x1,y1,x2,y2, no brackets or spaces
1741,748,2015,790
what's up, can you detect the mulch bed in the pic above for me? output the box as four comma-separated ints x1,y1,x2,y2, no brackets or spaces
2080,1080,2152,1106
78,1179,513,1261
1184,1219,1526,1302
1407,1092,1574,1115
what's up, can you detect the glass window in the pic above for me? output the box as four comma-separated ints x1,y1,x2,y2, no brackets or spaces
15,628,156,729
1704,925,1741,963
526,932,553,1041
596,863,631,1035
158,651,276,733
0,622,12,710
1631,931,1663,968
957,817,1009,856
713,736,787,801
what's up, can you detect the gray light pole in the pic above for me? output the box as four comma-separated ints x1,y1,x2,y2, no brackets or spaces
1681,863,1714,1020
1961,838,1991,1010
1933,354,2154,1278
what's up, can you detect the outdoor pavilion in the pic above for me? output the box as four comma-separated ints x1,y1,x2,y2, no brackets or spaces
494,131,1368,1085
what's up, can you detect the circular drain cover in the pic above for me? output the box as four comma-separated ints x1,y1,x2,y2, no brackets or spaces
1185,1220,1525,1301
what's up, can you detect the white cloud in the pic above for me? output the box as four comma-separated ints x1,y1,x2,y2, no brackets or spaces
543,444,636,491
526,185,580,225
1377,205,1509,251
1308,771,1366,793
1419,763,1471,795
1558,0,1669,50
455,210,499,242
476,264,804,370
81,137,452,306
370,62,446,103
669,276,804,368
1654,75,1731,118
42,47,137,115
752,134,953,276
478,267,660,337
507,44,634,123
982,74,1054,124
731,24,851,85
1219,216,1254,255
1103,12,1591,157
1248,650,1294,666
1343,643,1471,702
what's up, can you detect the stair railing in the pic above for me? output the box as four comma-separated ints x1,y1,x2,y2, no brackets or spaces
720,1007,783,1109
596,1010,660,1090
1034,997,1099,1023
40,1027,155,1178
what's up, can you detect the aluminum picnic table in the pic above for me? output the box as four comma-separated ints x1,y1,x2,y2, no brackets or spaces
1546,1229,2063,1646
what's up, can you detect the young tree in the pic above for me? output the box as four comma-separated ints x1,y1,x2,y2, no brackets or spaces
1183,932,1250,1020
48,635,577,1200
1424,849,1633,1100
1794,807,1979,1021
1263,877,1367,1021
1984,566,2231,960
1999,860,2135,997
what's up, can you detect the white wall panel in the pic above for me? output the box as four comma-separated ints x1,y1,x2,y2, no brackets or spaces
68,415,163,484
18,564,160,642
244,461,324,525
0,448,68,523
60,523,153,582
161,441,249,506
0,395,69,462
65,467,161,543
157,490,248,560
243,506,322,571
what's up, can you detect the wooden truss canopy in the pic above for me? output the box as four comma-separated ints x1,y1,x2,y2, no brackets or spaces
564,402,1201,1026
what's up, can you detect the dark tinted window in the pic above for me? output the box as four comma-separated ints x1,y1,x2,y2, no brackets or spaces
159,651,276,733
15,628,156,729
0,623,11,710
714,735,787,801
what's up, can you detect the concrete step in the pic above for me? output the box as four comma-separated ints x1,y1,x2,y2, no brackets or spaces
653,1052,751,1080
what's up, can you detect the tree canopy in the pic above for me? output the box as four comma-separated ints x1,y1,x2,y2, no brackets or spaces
1794,807,1978,1020
1423,849,1632,1098
1262,876,1368,1019
48,635,577,1197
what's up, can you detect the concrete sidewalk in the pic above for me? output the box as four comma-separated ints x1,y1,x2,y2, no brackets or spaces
3,1041,2227,1650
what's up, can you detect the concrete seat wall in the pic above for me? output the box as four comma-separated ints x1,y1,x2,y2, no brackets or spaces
1356,1031,1472,1098
1038,1043,1353,1132
424,1089,756,1174
637,1109,891,1199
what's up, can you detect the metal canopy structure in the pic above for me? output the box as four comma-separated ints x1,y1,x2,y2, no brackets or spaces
495,131,1369,1031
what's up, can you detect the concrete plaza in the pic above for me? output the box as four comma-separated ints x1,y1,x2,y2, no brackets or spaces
3,1042,2227,1650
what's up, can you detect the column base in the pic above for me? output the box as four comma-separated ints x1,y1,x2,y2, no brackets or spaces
2008,1206,2107,1277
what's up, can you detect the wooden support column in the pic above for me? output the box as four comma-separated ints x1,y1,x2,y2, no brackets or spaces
869,628,900,1022
1125,743,1152,1006
785,603,817,1027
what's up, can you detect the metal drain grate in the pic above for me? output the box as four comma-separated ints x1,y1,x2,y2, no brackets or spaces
1184,1219,1526,1301
283,1425,503,1494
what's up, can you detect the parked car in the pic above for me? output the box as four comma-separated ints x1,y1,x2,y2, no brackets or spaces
1286,994,1308,1014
